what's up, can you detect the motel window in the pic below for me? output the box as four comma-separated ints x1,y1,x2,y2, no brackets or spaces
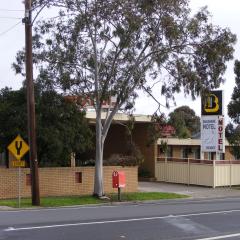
182,147,188,159
194,148,201,160
167,147,173,158
219,153,225,160
207,152,225,160
208,152,215,160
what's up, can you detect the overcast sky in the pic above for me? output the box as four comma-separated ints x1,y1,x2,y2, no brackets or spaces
0,1,239,121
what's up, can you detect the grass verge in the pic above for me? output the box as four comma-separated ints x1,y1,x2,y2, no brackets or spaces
0,196,104,208
0,192,188,208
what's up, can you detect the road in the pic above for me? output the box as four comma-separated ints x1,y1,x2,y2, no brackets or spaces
1,197,240,239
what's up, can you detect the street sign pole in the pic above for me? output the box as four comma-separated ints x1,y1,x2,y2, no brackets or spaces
18,166,21,208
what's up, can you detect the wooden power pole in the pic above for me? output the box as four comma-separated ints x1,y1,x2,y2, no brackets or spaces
23,0,40,206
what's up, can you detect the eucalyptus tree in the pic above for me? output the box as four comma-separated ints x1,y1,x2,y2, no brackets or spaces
168,106,200,138
226,60,240,159
225,123,240,159
15,0,236,197
228,60,240,124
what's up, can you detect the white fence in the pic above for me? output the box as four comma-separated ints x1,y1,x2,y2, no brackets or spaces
155,158,240,187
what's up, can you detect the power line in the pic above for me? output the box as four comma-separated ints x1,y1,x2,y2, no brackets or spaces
0,9,23,12
0,17,22,20
0,21,22,37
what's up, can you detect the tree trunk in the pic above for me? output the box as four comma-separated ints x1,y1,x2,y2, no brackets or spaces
93,104,120,197
93,111,104,197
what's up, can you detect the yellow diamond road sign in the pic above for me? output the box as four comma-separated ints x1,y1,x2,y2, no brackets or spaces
8,135,29,160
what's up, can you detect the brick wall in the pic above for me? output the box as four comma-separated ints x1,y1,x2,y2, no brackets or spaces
0,166,138,199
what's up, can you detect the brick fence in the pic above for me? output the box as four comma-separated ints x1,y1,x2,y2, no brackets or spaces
0,166,138,199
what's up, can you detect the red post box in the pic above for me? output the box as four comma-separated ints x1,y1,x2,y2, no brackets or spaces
112,171,126,188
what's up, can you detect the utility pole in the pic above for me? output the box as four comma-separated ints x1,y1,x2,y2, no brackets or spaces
23,0,40,206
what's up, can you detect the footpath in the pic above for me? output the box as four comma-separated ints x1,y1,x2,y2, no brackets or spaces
139,181,240,199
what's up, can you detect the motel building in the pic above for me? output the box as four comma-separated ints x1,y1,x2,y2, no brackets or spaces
76,90,239,189
85,111,240,188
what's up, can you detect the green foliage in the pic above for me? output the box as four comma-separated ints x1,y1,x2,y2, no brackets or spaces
227,60,240,159
104,153,142,167
147,113,167,146
0,87,28,153
228,60,240,124
160,140,168,154
0,87,93,166
168,106,200,138
15,0,236,108
226,123,240,159
0,196,104,208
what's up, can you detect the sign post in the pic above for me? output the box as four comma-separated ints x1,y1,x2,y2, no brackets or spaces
18,166,21,208
8,135,29,208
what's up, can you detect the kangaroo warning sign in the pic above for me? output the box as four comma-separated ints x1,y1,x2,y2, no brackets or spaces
8,135,29,160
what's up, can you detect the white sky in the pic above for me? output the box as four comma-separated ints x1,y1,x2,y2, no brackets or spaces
0,0,239,121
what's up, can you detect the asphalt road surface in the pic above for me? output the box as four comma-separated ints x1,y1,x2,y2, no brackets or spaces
1,197,240,239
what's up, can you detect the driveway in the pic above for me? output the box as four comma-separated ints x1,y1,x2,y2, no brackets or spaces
138,181,240,199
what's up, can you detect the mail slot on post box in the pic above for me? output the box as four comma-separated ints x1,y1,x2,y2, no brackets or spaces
112,171,126,188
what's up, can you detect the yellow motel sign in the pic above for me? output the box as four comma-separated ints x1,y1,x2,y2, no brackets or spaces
7,135,29,160
201,90,223,116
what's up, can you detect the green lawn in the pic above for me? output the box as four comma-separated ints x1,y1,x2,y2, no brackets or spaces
0,196,104,208
0,192,188,208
